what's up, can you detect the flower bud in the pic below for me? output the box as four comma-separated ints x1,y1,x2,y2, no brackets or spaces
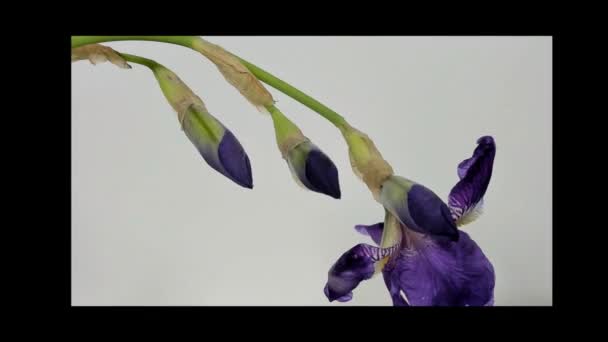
269,106,340,199
152,65,253,188
285,139,341,199
379,175,458,241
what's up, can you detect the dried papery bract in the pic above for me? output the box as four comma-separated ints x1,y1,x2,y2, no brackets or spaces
191,38,275,111
71,44,131,69
340,124,394,201
151,65,209,128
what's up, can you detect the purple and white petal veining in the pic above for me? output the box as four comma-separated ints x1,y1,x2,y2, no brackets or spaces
448,136,496,223
324,243,398,302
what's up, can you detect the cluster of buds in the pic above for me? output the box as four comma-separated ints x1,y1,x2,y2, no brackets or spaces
71,42,342,198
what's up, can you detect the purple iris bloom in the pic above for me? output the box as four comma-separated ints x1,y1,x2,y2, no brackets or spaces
324,136,496,306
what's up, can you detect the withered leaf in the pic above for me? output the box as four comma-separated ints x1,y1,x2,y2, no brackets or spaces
71,44,131,69
192,38,274,110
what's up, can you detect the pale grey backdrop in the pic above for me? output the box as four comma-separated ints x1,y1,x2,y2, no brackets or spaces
71,36,552,306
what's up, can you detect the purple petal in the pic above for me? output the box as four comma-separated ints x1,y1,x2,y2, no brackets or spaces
305,149,341,199
354,222,384,245
218,130,253,189
380,176,458,241
448,136,495,222
382,272,410,306
324,285,353,302
407,184,460,241
382,231,495,306
324,243,397,302
457,157,476,180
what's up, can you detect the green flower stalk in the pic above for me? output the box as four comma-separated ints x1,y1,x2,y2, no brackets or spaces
71,36,390,199
72,38,499,307
72,36,275,111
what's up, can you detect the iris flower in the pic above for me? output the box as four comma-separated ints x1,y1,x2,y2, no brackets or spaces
324,136,496,306
72,37,498,306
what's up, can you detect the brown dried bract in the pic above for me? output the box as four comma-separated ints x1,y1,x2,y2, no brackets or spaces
343,125,394,200
71,44,131,69
151,66,209,130
278,134,308,158
193,38,274,109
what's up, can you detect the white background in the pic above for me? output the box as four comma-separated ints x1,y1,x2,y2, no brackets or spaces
71,36,552,306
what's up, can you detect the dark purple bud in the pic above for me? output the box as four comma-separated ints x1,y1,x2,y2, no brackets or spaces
216,130,253,189
182,106,253,189
286,141,341,199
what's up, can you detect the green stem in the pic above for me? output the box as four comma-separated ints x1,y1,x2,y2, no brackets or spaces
118,53,159,69
71,36,197,49
266,104,303,145
71,36,348,129
241,59,346,128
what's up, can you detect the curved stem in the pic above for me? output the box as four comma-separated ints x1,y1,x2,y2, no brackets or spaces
241,60,346,128
71,36,197,49
71,36,348,129
118,53,159,69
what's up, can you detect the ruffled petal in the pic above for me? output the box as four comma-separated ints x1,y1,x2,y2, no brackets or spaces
382,231,495,306
325,243,398,302
448,136,495,225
